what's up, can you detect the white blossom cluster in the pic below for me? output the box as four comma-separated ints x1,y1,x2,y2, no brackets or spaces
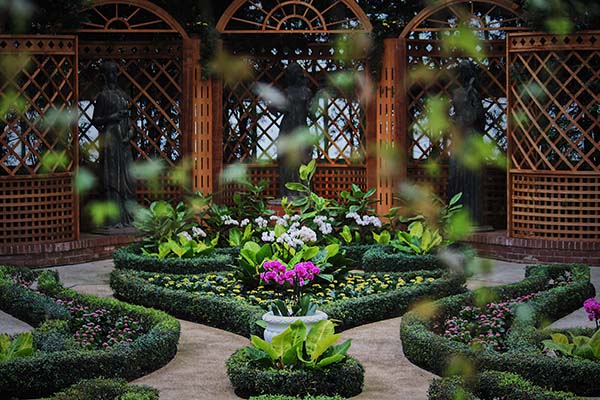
221,215,239,226
314,215,333,235
254,216,268,228
269,214,301,227
261,230,275,242
275,223,318,248
240,218,250,227
179,231,193,241
346,212,382,228
192,226,207,238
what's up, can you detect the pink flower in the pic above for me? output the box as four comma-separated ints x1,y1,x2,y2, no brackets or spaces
584,298,600,322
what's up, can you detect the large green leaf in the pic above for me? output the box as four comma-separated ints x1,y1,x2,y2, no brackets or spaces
543,340,574,356
316,340,351,367
285,182,306,192
409,222,424,238
573,343,595,360
302,246,320,261
0,333,33,361
306,320,335,357
245,346,270,362
590,329,600,358
551,333,570,345
251,335,278,360
310,334,340,362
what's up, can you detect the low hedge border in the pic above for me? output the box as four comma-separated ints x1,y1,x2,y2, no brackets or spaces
113,244,234,274
110,268,466,336
227,349,364,398
0,267,180,399
428,371,582,400
361,246,443,272
42,378,159,400
250,396,343,400
400,264,597,396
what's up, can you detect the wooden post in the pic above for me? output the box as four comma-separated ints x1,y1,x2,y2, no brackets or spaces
372,37,405,215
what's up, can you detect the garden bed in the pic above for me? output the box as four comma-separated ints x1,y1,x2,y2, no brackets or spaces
227,349,364,398
42,378,159,400
400,264,597,396
428,371,581,400
110,268,467,336
0,267,180,398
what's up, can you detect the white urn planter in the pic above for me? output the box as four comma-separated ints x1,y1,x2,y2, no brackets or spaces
262,310,328,342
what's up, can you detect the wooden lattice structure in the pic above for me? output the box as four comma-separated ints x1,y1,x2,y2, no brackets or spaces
0,36,79,245
507,32,600,240
395,0,527,227
77,0,209,204
217,0,373,202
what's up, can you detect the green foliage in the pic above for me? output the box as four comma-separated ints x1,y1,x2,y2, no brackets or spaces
285,160,332,215
113,245,233,274
245,320,351,369
392,221,444,255
133,201,193,250
42,378,159,400
227,348,364,398
338,184,379,215
0,267,180,398
543,331,600,361
141,233,218,259
0,332,33,361
400,264,598,396
362,246,443,273
231,179,274,221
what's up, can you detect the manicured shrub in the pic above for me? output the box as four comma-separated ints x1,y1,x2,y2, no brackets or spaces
113,244,234,274
401,264,598,396
428,371,583,400
0,268,180,398
361,246,443,272
110,268,466,336
227,349,364,398
42,378,159,400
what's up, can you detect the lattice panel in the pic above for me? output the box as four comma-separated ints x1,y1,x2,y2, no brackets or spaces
510,173,600,240
80,1,180,34
223,45,367,167
508,34,600,172
78,42,183,168
0,36,78,245
217,0,372,34
220,164,366,205
507,32,600,240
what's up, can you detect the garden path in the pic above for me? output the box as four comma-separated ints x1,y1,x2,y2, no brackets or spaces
1,258,597,399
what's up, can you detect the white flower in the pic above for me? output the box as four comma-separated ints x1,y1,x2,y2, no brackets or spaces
192,226,207,238
179,232,193,241
221,215,239,226
240,218,250,227
261,231,275,243
254,217,268,228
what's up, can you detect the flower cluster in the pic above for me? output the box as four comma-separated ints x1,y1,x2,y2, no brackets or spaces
192,226,207,238
56,299,143,350
314,215,333,235
146,272,436,307
346,212,382,228
441,292,541,351
221,215,240,226
254,216,268,228
584,298,600,327
260,260,321,286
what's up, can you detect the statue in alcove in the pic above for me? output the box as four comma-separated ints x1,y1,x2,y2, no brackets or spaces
448,60,490,229
92,61,136,229
271,62,314,199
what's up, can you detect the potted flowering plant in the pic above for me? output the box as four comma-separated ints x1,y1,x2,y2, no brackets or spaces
259,259,328,342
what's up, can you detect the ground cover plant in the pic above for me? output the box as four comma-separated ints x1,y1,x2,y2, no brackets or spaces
0,266,180,398
400,264,598,396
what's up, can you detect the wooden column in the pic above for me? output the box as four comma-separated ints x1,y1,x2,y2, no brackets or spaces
372,37,404,215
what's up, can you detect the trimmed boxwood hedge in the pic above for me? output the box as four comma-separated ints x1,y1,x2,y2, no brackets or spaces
42,378,159,400
110,268,467,337
0,267,180,399
400,264,597,396
428,371,582,400
227,349,364,398
113,244,234,274
361,246,443,272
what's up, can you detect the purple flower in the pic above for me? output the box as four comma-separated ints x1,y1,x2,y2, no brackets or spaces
584,298,600,322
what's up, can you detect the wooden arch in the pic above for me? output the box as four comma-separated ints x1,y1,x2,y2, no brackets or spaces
217,0,373,34
400,0,524,38
79,0,190,39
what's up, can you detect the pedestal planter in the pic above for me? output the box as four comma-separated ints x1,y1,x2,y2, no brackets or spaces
262,310,328,342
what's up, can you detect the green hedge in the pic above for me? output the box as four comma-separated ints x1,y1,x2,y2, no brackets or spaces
227,349,364,398
250,396,343,400
110,269,466,337
361,246,442,272
0,268,180,399
428,371,583,400
113,244,234,274
42,378,159,400
401,264,598,396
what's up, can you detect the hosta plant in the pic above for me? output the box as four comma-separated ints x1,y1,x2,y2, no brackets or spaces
133,200,193,251
543,331,600,361
245,319,351,369
0,332,34,361
391,221,443,255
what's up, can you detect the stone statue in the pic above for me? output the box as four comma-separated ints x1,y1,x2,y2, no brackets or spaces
274,62,314,198
92,61,135,228
448,60,488,228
